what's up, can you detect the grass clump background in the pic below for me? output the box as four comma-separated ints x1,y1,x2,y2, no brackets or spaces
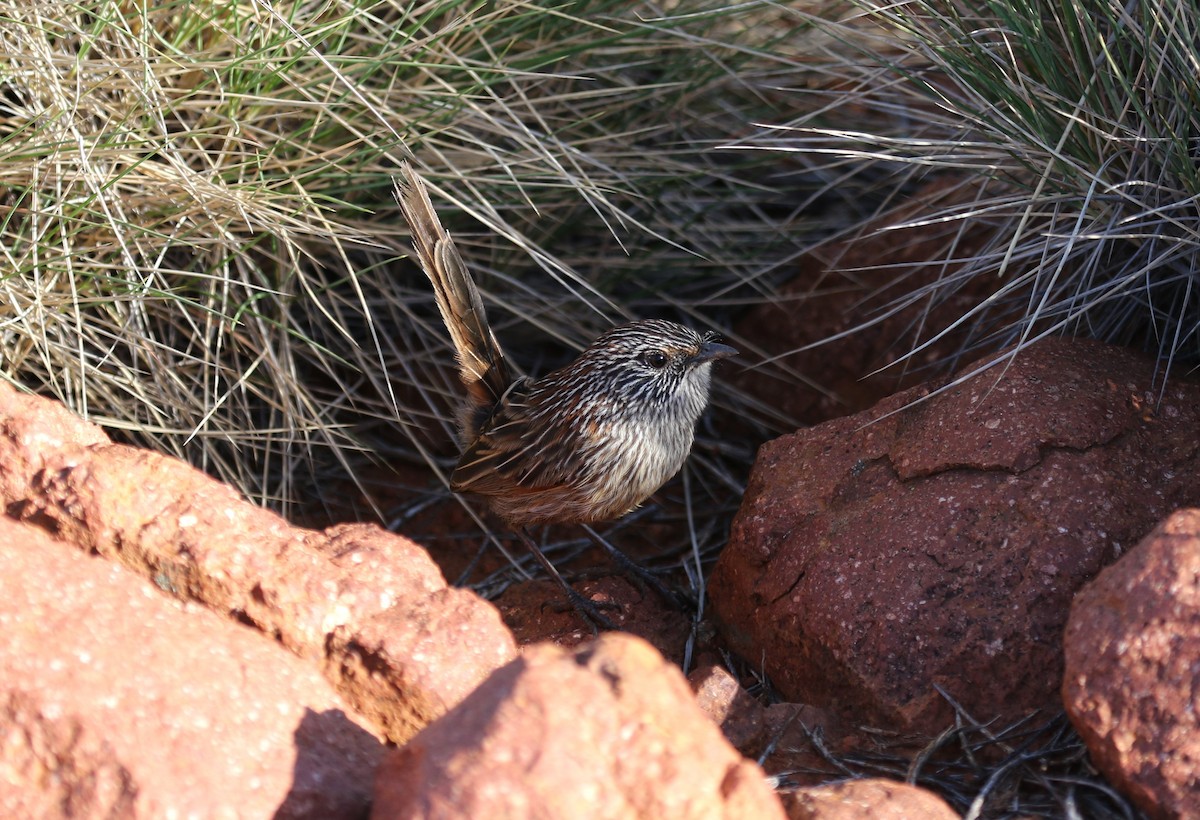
4,0,1195,553
755,0,1200,389
0,0,825,514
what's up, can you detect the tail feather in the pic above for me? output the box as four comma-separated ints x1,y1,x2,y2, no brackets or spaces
395,164,510,415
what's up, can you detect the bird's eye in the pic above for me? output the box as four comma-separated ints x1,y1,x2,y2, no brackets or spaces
640,350,670,369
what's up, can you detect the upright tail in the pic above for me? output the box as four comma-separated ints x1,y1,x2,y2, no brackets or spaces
395,164,511,422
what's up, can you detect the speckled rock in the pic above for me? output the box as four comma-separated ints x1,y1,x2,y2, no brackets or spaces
0,380,517,744
1064,508,1200,820
779,778,958,819
688,663,768,754
0,382,110,503
372,633,787,820
710,337,1200,734
0,517,382,817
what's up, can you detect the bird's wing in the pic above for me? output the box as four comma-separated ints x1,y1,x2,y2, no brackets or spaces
449,386,581,496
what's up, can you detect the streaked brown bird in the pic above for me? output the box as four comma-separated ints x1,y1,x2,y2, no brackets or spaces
395,163,736,627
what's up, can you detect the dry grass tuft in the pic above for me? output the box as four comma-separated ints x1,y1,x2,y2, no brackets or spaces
0,0,823,511
744,0,1200,392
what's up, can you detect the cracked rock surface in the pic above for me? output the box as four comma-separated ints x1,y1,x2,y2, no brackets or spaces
709,337,1200,734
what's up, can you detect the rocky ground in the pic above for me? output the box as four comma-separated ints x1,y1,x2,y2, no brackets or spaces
3,219,1196,818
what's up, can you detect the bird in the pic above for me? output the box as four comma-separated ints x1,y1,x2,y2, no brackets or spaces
394,163,737,628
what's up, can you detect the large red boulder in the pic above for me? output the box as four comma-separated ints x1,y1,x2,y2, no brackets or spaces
710,338,1200,734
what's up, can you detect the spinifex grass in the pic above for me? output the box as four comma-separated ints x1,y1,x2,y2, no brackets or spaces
754,0,1200,389
0,0,820,513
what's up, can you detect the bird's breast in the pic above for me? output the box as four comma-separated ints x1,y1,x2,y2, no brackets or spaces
576,409,695,519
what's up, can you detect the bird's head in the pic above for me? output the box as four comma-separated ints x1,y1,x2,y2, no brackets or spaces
557,319,737,421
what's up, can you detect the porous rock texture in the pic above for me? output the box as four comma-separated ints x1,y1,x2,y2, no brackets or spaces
778,778,958,820
372,633,787,820
0,380,517,745
688,663,768,755
0,516,382,818
709,337,1200,734
1064,508,1200,820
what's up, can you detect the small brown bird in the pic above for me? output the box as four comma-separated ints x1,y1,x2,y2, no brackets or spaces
395,163,736,626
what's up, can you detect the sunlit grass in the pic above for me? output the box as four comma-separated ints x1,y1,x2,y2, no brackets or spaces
0,0,822,512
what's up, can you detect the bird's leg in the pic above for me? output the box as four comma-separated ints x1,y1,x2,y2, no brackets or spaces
515,527,618,633
581,524,696,610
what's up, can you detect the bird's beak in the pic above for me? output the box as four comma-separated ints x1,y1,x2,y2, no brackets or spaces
691,340,738,364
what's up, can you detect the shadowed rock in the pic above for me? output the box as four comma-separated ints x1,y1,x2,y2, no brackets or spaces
710,337,1200,734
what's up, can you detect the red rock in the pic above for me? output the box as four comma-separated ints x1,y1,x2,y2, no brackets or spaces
0,384,108,518
1064,508,1200,820
1,689,138,817
33,443,288,609
779,779,957,819
710,338,1200,734
0,381,518,744
327,586,516,743
0,517,383,817
372,633,787,820
680,660,849,782
688,663,767,754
